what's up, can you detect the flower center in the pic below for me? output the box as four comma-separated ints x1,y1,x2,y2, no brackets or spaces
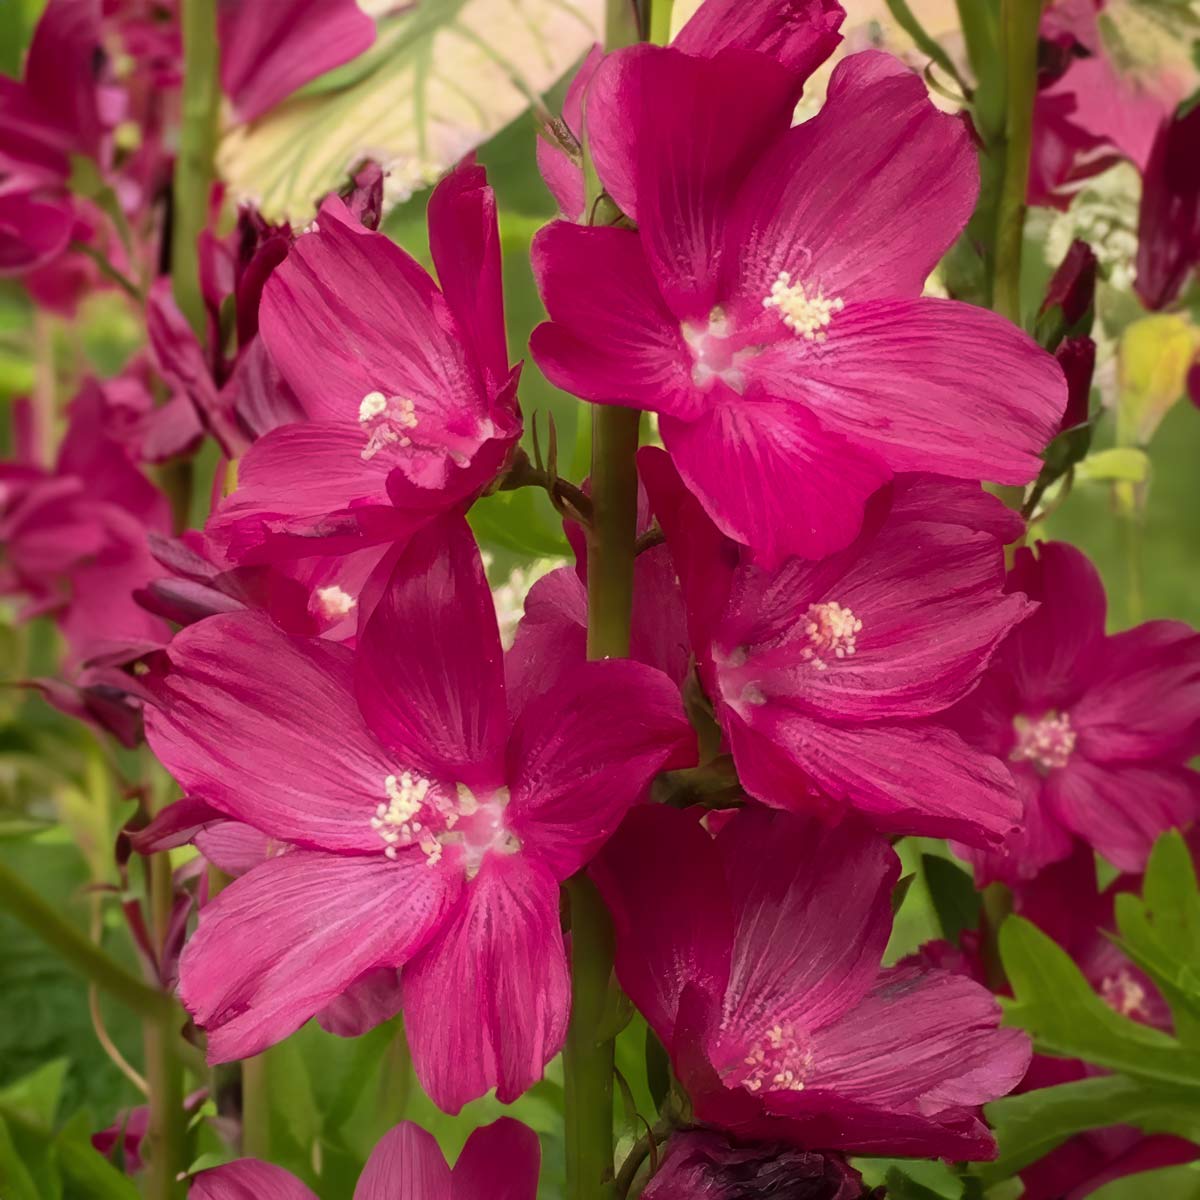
315,584,356,620
762,271,844,341
358,390,419,462
1011,711,1076,772
736,1022,810,1095
682,308,752,393
801,601,861,672
1100,968,1149,1020
370,774,519,876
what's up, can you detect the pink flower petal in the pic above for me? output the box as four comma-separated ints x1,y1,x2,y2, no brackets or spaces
191,1159,319,1200
353,1122,451,1200
206,422,417,564
715,810,896,1043
355,516,508,790
591,805,733,1048
530,223,697,415
219,0,376,123
507,659,694,878
587,45,795,317
1046,760,1200,872
660,395,891,564
504,567,588,716
452,1118,541,1200
724,50,977,308
316,966,404,1038
181,850,460,1063
1073,620,1200,763
402,855,569,1113
536,45,603,219
672,0,844,79
749,298,1065,486
731,712,1020,846
144,612,403,853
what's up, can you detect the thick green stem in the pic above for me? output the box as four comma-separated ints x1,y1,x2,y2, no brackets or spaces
647,0,674,44
0,861,172,1021
142,1023,187,1200
565,877,620,1200
171,0,219,339
990,0,1044,324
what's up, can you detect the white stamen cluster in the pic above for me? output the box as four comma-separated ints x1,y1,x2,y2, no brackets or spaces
358,390,419,461
742,1023,809,1094
371,771,443,865
801,601,861,672
763,271,844,341
1100,968,1149,1019
1011,711,1076,773
315,584,356,620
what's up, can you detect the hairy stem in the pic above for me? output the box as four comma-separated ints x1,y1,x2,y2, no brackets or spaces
0,861,172,1021
171,0,219,339
990,0,1044,324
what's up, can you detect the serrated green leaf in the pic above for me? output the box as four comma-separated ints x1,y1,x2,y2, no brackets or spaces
977,1074,1200,1184
219,0,603,223
1000,915,1200,1085
922,855,981,947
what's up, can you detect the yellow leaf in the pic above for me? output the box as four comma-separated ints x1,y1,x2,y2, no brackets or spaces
1116,313,1200,448
218,0,603,223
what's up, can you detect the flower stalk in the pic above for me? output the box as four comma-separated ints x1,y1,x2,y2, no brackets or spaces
991,0,1045,325
171,0,220,339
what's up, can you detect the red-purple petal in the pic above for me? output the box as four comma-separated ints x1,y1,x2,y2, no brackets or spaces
451,1119,541,1200
352,1122,452,1200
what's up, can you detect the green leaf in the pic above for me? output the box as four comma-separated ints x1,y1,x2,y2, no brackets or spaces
0,1115,41,1200
219,0,603,222
0,1058,69,1127
1112,832,1200,1043
1075,447,1151,484
978,1074,1200,1184
1115,314,1200,449
922,854,981,946
856,1156,965,1198
54,1112,140,1200
1001,916,1200,1085
1090,1161,1200,1200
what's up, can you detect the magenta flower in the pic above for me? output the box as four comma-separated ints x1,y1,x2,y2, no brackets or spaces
143,516,692,1109
949,541,1200,884
208,165,522,563
593,804,1030,1159
531,48,1065,563
1135,103,1200,311
190,1118,539,1200
641,1129,864,1200
1,380,171,665
537,0,845,221
641,447,1031,847
218,0,376,123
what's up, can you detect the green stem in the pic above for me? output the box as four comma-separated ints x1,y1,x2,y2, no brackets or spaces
647,0,674,44
990,0,1044,325
1120,503,1145,625
241,1053,271,1160
0,861,173,1022
981,882,1014,991
142,1023,187,1200
171,0,220,339
565,877,620,1200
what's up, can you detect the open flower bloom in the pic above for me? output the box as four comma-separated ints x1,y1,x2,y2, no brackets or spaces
949,541,1200,884
641,447,1032,847
537,0,845,221
143,515,693,1110
208,164,522,563
531,48,1065,564
190,1118,539,1199
641,1129,865,1200
593,805,1030,1159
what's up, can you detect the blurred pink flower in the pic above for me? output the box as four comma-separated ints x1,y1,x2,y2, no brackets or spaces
950,541,1200,884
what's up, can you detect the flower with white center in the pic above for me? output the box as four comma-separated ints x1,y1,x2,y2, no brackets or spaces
763,271,845,341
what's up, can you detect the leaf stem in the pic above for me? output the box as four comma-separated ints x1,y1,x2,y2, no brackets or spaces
0,861,173,1020
171,0,220,339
